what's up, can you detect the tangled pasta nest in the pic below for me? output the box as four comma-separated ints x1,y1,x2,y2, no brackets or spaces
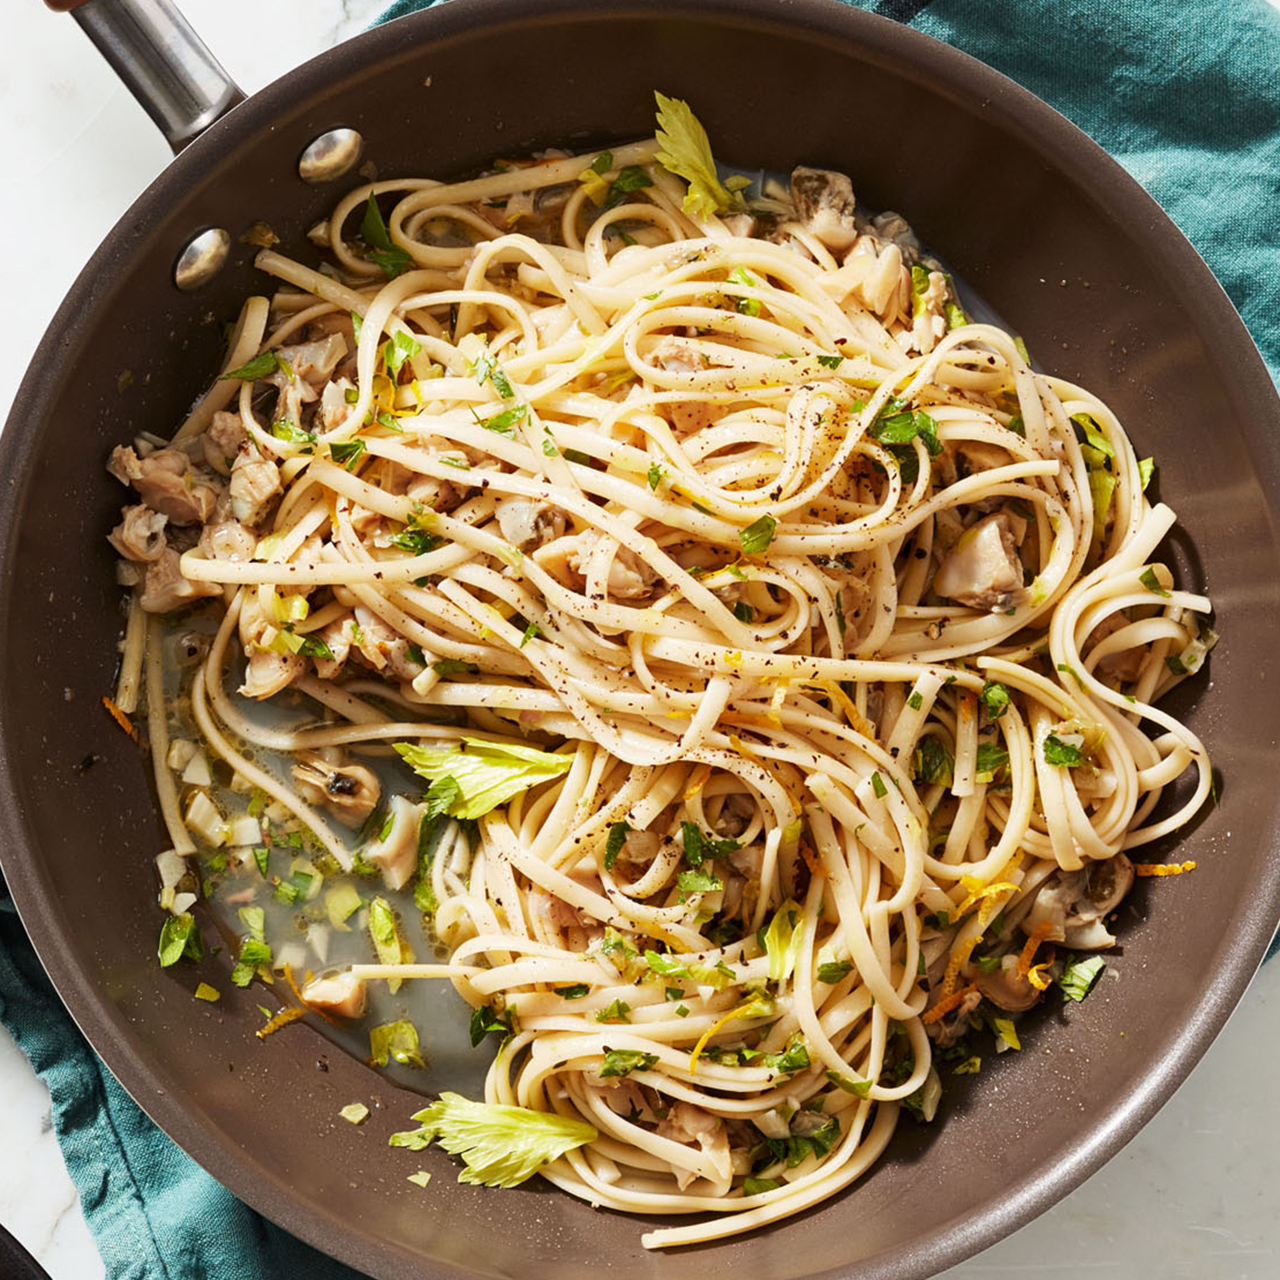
107,105,1213,1247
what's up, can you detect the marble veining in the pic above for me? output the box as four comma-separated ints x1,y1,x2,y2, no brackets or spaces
0,1022,103,1279
2,1,1279,1277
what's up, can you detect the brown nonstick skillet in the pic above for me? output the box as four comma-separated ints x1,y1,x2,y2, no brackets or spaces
3,1,1280,1277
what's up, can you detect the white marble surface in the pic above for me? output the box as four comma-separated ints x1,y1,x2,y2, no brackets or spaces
2,2,1279,1278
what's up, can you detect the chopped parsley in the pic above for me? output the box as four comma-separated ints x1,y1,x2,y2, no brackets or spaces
595,999,632,1024
157,913,202,967
680,822,739,866
980,681,1011,719
677,868,723,900
389,527,441,556
599,1049,659,1078
761,1035,810,1075
328,439,366,469
914,737,954,788
424,775,462,820
728,266,762,317
480,403,528,435
382,330,422,378
432,658,479,677
738,514,777,555
867,399,943,483
607,164,653,207
1057,662,1086,689
1042,733,1083,767
824,1069,872,1098
361,192,413,276
974,743,1010,783
230,936,271,987
472,350,515,399
675,870,727,901
1139,566,1170,597
469,1004,516,1049
604,821,630,872
644,949,734,990
271,419,316,446
220,350,289,382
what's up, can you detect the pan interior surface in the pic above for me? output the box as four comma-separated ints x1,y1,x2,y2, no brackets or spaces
1,2,1279,1278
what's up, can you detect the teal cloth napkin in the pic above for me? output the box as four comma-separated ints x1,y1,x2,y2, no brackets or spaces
0,890,363,1280
2,0,1278,1276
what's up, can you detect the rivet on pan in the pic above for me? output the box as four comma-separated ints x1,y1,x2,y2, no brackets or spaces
174,228,231,292
298,128,365,184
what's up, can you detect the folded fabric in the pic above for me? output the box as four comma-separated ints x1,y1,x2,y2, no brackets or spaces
0,886,365,1280
1,1,1276,1277
904,0,1280,385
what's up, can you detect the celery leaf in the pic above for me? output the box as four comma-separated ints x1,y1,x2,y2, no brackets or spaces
395,737,573,819
653,92,741,220
763,900,805,982
389,1092,596,1187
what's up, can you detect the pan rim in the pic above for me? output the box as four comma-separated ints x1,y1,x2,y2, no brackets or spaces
2,1,1280,1277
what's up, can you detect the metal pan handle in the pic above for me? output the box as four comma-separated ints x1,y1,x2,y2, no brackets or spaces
44,0,244,153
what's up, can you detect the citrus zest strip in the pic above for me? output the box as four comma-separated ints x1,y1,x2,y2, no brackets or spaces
922,982,979,1026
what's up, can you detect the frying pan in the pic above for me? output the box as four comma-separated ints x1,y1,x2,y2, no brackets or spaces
3,1,1280,1277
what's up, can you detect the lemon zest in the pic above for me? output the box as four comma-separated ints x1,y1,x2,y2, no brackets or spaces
1133,860,1197,877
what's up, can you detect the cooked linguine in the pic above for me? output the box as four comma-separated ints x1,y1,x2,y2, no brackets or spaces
107,97,1214,1246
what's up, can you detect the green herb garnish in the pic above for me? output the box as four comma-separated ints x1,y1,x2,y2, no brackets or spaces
395,738,573,819
739,514,776,555
599,1049,658,1078
1058,954,1106,1002
432,659,479,677
157,913,202,967
676,867,723,900
221,351,288,382
369,1019,425,1067
595,999,632,1024
387,1092,596,1186
604,821,630,872
1139,566,1170,597
980,681,1011,719
1042,734,1083,767
362,193,413,277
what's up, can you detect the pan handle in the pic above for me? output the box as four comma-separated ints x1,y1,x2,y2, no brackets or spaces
46,0,245,154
